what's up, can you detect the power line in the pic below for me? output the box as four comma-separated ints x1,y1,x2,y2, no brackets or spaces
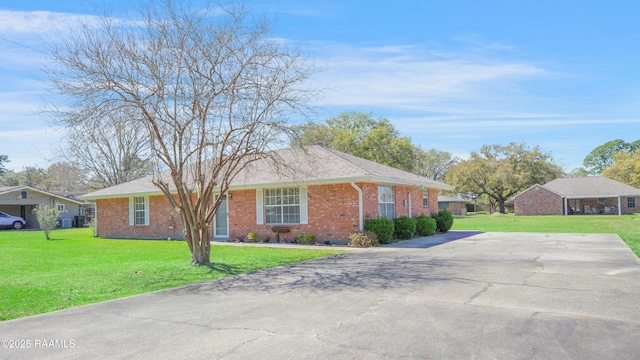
0,36,47,54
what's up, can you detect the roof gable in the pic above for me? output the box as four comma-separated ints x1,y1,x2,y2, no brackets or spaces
511,183,565,201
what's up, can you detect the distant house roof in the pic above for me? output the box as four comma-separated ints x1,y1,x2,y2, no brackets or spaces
438,195,468,203
82,145,453,200
0,185,88,205
512,176,640,200
543,176,640,197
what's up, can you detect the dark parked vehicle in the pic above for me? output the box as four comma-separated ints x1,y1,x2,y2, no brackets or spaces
0,212,26,229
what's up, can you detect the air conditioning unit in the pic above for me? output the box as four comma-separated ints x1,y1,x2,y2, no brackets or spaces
62,219,72,228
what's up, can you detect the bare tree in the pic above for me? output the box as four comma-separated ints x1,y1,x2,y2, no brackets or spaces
43,162,90,192
47,1,315,265
57,107,153,189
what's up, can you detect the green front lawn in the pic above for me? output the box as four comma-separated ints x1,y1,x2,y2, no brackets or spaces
452,212,640,257
0,229,343,321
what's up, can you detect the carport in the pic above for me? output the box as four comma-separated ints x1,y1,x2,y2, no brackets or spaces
0,185,91,229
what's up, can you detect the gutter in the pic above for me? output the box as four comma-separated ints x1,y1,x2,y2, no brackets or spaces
350,180,364,231
81,175,454,201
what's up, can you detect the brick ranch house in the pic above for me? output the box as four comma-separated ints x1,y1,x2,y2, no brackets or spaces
437,195,468,216
511,176,640,216
82,145,453,241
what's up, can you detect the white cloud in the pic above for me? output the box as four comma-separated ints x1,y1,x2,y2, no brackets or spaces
0,10,100,35
309,42,548,113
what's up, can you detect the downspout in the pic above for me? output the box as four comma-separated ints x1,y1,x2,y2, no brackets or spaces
408,186,424,218
350,181,363,231
93,202,98,237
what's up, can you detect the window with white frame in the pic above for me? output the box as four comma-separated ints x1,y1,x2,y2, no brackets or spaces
56,203,66,213
133,197,148,226
378,185,395,219
265,188,300,224
628,197,636,209
422,189,429,207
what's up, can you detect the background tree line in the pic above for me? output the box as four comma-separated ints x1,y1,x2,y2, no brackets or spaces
294,111,459,181
4,111,635,216
573,139,640,188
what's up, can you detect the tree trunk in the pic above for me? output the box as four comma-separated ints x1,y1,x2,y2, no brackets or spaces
186,227,211,265
181,208,212,266
498,200,506,214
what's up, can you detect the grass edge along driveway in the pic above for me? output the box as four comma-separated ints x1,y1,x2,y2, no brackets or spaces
0,229,344,321
453,212,640,257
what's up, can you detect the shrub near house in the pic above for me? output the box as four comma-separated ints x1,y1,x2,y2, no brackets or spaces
434,209,454,233
364,218,395,244
394,216,416,240
415,214,436,236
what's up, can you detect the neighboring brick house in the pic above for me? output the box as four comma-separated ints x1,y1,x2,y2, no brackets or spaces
437,195,468,216
82,145,453,241
512,176,640,216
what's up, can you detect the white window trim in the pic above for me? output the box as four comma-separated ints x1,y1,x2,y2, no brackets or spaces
422,189,429,207
129,196,150,226
378,185,395,219
258,187,307,225
628,197,636,209
56,203,66,213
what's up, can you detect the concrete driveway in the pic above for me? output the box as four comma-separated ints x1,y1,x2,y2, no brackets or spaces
2,232,640,359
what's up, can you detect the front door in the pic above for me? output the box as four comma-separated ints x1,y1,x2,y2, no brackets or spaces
214,195,229,238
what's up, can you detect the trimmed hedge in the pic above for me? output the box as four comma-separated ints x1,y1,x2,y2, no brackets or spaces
433,209,454,233
364,218,395,244
394,216,416,240
415,214,436,236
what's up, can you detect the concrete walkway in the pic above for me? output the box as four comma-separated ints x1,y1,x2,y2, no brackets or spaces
2,232,640,359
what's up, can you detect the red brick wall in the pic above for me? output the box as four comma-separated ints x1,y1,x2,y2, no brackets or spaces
622,196,639,214
393,186,438,217
229,183,361,241
96,196,185,239
443,202,467,216
362,185,438,219
361,182,378,219
514,186,563,215
96,182,443,241
426,189,439,215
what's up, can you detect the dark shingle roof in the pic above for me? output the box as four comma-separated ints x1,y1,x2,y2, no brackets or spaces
438,195,468,203
82,145,453,199
543,176,640,197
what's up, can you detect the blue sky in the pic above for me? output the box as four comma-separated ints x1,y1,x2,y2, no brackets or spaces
1,0,639,172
